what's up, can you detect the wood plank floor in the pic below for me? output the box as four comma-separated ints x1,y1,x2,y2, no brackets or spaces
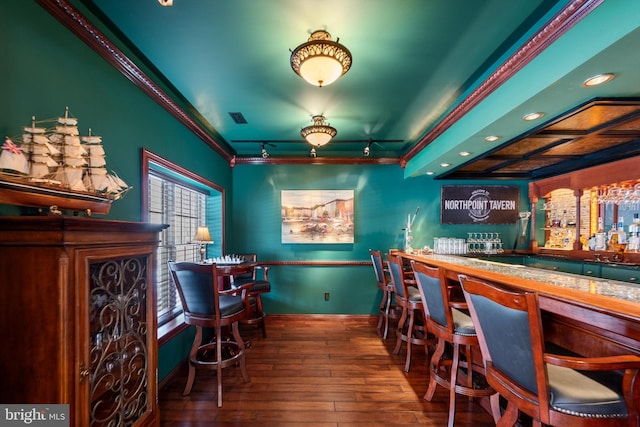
158,315,497,426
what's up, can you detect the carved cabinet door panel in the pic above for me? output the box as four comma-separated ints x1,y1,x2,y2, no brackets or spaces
76,246,159,427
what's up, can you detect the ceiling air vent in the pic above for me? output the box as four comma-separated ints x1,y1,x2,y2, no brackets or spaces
229,112,247,124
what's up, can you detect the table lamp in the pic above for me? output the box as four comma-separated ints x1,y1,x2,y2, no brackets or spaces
193,226,213,262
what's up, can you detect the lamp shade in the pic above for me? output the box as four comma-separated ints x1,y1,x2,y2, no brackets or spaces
300,115,337,147
290,30,352,87
193,226,212,243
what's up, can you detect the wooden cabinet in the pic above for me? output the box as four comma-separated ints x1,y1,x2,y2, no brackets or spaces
0,216,167,426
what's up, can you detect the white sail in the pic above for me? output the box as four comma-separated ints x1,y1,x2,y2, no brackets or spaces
51,166,86,191
81,135,102,144
22,133,49,145
84,143,105,156
55,125,79,136
62,144,87,158
29,161,53,178
86,156,107,167
64,135,81,146
48,133,64,144
64,156,87,167
84,172,112,193
110,172,129,189
57,117,78,126
30,154,59,168
23,125,46,134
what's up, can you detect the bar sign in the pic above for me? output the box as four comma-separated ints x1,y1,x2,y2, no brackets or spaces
441,185,519,224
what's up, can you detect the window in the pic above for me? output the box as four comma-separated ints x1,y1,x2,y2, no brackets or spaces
142,149,224,330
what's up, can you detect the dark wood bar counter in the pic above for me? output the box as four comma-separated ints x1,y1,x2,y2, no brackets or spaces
399,252,640,358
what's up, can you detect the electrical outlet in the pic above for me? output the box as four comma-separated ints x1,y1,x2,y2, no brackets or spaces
324,292,330,301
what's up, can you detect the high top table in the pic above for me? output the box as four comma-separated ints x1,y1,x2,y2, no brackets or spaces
399,252,640,358
199,260,258,290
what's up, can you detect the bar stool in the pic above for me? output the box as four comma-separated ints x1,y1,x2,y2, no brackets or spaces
461,274,640,427
168,261,251,407
230,253,271,338
386,252,432,372
411,260,499,427
369,249,398,339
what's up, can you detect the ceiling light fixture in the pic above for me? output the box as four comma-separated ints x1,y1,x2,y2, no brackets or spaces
459,151,472,157
484,135,501,142
158,0,173,6
300,115,337,147
363,140,372,157
440,162,450,168
260,143,269,159
426,171,435,176
583,73,615,87
290,30,352,87
523,112,545,121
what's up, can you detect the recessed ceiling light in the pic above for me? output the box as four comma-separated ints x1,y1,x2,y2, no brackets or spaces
459,151,472,157
484,135,501,142
426,171,434,175
523,112,544,121
440,162,450,168
583,73,615,87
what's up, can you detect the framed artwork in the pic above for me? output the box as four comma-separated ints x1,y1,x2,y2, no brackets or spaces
281,190,354,244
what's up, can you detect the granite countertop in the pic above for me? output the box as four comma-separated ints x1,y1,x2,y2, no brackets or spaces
424,254,640,304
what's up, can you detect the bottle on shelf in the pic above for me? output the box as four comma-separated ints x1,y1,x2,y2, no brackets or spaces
627,213,640,252
594,217,607,251
617,216,627,245
560,210,568,228
563,228,573,249
607,222,618,247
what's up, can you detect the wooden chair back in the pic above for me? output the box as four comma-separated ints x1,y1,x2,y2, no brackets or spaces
411,260,456,337
168,261,247,327
369,249,388,287
460,274,640,426
386,252,409,299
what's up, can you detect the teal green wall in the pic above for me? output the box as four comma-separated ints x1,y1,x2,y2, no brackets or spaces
231,164,529,314
0,1,233,382
0,1,232,220
1,2,530,382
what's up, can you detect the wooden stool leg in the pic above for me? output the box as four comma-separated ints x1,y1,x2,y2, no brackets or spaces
393,305,408,355
382,290,392,339
464,345,473,401
231,321,250,383
404,308,416,372
497,403,520,427
447,343,461,427
255,294,267,338
216,325,223,407
376,289,386,337
183,326,202,396
424,339,445,401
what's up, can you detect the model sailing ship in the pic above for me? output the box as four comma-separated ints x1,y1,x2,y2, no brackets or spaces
0,107,130,214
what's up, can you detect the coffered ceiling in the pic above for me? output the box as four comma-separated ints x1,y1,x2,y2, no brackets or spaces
67,0,640,179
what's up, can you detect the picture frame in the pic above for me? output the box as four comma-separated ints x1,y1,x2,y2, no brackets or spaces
281,190,354,244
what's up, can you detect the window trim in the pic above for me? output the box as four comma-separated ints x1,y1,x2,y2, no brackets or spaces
141,148,225,343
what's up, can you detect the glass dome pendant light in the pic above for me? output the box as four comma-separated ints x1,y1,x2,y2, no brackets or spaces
300,115,337,147
290,30,352,87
